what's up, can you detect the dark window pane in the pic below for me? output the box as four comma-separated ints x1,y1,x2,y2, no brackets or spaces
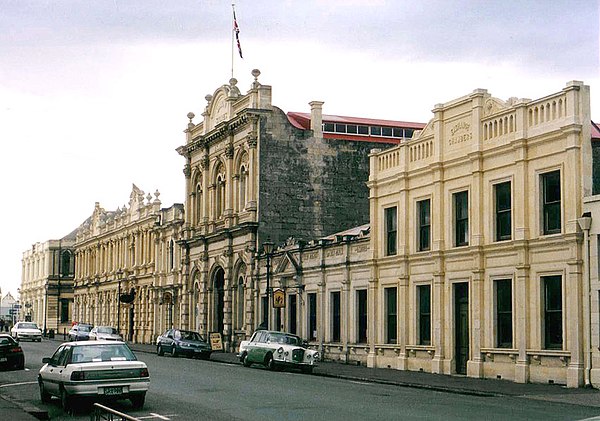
382,127,393,137
385,207,397,256
495,182,512,241
335,123,346,133
308,293,317,340
393,128,403,138
370,126,381,136
418,285,431,345
418,199,431,251
331,292,341,342
323,123,334,132
358,125,369,135
346,124,357,134
543,276,562,349
386,287,397,344
357,290,368,343
454,191,468,247
542,171,561,235
405,129,414,138
496,280,512,347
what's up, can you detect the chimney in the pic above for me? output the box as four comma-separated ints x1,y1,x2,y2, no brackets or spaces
309,101,324,138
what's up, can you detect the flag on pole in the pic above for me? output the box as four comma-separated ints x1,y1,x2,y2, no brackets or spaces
233,10,243,59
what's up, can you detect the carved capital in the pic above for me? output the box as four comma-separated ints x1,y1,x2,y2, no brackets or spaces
200,155,209,170
183,164,191,178
247,134,257,148
225,143,234,159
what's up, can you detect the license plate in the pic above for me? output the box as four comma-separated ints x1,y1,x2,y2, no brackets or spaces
0,358,6,362
104,386,123,396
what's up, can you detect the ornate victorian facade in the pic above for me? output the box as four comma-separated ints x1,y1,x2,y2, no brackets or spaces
72,185,184,344
176,70,423,350
20,234,76,334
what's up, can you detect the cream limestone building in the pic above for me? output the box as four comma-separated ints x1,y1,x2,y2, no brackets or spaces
72,185,184,344
20,234,76,335
367,81,593,387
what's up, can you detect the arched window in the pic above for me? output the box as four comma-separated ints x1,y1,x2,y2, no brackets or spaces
214,162,226,219
169,240,174,270
239,165,247,211
60,250,71,277
236,275,245,330
195,182,203,224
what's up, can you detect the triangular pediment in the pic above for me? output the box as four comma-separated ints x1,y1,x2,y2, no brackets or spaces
274,251,300,275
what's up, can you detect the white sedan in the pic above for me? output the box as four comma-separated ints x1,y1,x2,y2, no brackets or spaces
11,321,42,342
238,330,319,373
38,341,149,412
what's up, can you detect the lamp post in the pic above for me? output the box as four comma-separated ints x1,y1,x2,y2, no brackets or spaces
263,241,274,330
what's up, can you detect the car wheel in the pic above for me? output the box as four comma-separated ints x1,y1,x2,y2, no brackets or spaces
301,366,314,374
60,387,71,413
265,353,276,371
242,353,251,367
171,347,178,358
16,360,24,370
39,379,51,403
130,392,146,410
157,345,164,356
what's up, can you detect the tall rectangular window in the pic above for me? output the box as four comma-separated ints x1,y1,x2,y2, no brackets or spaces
418,199,431,251
261,296,268,328
495,182,512,241
357,290,368,343
385,207,397,256
542,171,561,235
543,276,563,349
331,292,341,342
289,294,297,334
495,280,513,348
454,191,469,247
308,293,317,341
418,285,431,345
60,299,69,323
385,287,397,344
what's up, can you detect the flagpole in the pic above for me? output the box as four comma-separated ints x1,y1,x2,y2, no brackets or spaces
231,3,235,79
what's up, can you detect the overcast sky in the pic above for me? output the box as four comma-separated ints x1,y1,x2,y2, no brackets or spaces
1,0,598,298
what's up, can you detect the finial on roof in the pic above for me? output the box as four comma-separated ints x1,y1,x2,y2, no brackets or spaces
187,112,195,129
154,190,161,203
251,69,261,89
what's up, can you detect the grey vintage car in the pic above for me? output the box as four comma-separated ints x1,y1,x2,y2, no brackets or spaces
238,330,319,373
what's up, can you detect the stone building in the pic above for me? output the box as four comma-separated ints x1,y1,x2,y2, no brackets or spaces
365,81,594,387
72,185,184,344
176,70,424,350
20,233,76,334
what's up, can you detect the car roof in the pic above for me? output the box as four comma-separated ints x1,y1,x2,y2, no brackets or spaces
62,340,128,346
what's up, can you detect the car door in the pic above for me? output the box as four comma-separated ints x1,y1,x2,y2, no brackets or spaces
162,330,174,353
247,331,268,362
42,345,69,395
89,327,97,340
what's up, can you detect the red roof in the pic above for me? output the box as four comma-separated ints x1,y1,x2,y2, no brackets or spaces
592,121,600,140
286,112,426,131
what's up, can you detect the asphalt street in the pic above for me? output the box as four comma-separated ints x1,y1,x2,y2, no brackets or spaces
1,339,600,420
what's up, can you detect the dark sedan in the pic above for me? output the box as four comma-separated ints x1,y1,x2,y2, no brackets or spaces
67,323,93,341
156,329,212,359
0,334,24,370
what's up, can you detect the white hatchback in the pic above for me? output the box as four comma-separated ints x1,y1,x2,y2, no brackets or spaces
38,341,149,412
11,321,42,342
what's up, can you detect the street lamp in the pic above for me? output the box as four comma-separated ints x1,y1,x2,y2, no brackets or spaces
263,241,274,330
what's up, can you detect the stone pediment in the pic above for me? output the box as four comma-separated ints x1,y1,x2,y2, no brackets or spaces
413,118,434,140
483,97,508,117
204,78,242,132
274,251,300,275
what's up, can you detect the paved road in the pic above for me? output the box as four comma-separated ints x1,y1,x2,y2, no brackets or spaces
2,340,600,420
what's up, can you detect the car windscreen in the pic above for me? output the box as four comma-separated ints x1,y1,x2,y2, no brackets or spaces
78,325,91,332
180,331,204,341
269,333,301,345
97,327,117,334
71,343,137,363
18,323,38,330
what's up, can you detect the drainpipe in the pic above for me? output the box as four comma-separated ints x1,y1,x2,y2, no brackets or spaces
577,213,592,387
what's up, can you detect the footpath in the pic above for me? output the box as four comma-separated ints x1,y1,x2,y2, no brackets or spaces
5,338,600,420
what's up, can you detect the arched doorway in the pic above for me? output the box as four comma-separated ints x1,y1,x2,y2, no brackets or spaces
213,267,225,334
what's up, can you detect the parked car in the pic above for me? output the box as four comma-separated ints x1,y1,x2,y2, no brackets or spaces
38,340,149,412
0,334,24,370
89,326,122,341
238,330,319,373
156,329,212,359
11,321,42,342
67,323,93,341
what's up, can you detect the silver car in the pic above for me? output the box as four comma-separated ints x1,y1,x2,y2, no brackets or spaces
38,341,149,411
89,326,122,341
11,321,42,342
